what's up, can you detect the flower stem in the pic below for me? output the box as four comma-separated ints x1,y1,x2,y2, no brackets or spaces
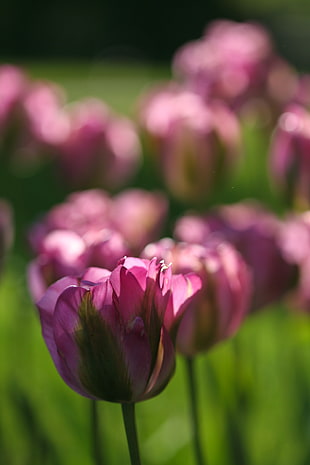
121,403,142,465
91,399,104,465
185,356,207,465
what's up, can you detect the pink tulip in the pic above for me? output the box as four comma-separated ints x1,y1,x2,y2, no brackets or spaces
110,189,169,253
279,211,310,312
270,104,310,208
173,20,274,104
139,84,240,206
142,239,251,356
59,99,141,190
28,189,112,253
28,228,130,302
36,257,202,402
174,201,296,311
28,188,168,300
12,81,70,167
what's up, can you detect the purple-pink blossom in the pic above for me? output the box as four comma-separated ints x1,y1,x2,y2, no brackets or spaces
174,201,296,311
139,84,240,206
28,188,168,301
36,257,202,402
142,238,251,355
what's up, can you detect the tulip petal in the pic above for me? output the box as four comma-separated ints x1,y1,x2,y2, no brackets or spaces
164,272,202,332
122,316,152,401
53,286,94,397
37,278,92,397
143,327,176,400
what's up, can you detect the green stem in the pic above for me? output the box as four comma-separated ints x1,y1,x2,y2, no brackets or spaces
91,399,104,465
185,357,207,465
121,403,142,465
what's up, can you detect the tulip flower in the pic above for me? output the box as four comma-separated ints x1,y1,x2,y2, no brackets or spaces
142,238,251,355
174,201,296,312
173,20,274,101
279,211,310,312
139,84,240,207
269,104,310,209
12,81,70,168
110,189,168,253
142,238,251,465
36,257,201,464
28,228,130,301
28,189,169,302
172,20,298,125
36,257,201,401
58,99,141,190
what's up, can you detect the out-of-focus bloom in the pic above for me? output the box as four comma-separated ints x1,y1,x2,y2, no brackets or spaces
36,257,202,402
28,228,130,302
174,201,297,312
173,20,274,102
110,189,169,253
142,239,251,356
0,199,14,275
13,81,70,167
269,104,310,209
279,211,310,312
29,189,113,252
172,20,298,123
59,99,141,190
139,84,240,207
28,188,168,301
0,65,28,137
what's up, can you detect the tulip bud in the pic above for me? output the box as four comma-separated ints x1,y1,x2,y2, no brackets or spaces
27,188,168,300
139,84,240,207
279,211,310,312
142,239,251,356
270,104,310,209
110,189,168,254
12,81,70,169
36,258,202,402
59,99,141,190
175,201,296,311
173,20,274,105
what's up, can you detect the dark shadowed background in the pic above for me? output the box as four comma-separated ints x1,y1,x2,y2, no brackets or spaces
1,0,310,68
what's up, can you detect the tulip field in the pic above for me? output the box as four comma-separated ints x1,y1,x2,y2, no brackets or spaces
2,20,310,465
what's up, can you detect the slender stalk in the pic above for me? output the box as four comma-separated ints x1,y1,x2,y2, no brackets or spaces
185,356,207,465
91,399,104,465
121,403,142,465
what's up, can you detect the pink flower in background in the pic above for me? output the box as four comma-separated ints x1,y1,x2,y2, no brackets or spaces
59,99,141,190
28,228,130,302
142,239,251,355
12,81,70,168
28,188,168,300
173,20,274,103
139,84,240,206
174,201,296,312
29,190,112,252
36,257,201,402
0,199,14,275
279,211,310,312
270,104,310,209
110,189,169,253
172,20,297,122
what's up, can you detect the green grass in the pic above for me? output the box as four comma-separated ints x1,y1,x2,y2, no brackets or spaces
0,61,309,465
